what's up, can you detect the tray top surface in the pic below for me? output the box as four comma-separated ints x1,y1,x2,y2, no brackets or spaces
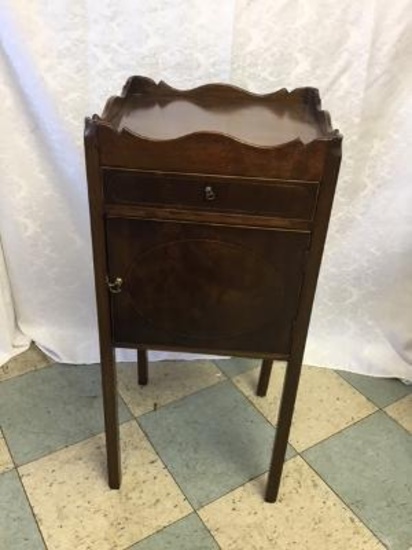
101,77,337,147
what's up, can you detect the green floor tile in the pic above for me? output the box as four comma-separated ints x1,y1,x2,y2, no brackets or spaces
130,513,218,549
304,411,412,550
214,357,261,378
139,380,294,509
337,370,412,408
0,470,45,549
0,364,132,465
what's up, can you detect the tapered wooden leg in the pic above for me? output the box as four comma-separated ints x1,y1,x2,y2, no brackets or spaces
100,345,121,489
265,358,303,502
257,359,273,397
137,348,148,386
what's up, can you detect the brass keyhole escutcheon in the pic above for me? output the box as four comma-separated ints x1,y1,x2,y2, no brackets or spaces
204,185,216,201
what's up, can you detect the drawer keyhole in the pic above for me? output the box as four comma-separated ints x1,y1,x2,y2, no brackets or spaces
204,185,216,201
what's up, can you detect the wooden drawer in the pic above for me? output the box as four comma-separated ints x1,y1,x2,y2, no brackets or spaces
103,169,319,221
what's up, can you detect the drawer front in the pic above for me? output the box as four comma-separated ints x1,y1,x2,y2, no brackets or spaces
104,169,318,221
106,217,310,355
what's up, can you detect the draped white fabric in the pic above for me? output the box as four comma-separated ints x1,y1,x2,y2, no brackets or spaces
0,0,411,378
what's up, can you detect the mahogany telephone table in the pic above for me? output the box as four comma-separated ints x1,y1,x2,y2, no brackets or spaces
84,76,342,503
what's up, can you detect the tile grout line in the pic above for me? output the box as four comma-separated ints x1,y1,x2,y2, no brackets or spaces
154,399,386,522
2,358,247,549
225,374,281,425
0,357,54,384
5,410,218,550
332,370,385,411
193,509,223,550
216,366,405,547
216,373,389,531
297,408,380,455
2,359,401,550
381,392,412,434
21,361,268,550
319,370,412,440
383,392,412,410
120,515,188,550
2,368,132,472
381,407,412,437
2,364,229,481
298,454,389,548
209,362,300,455
130,411,390,550
16,478,49,549
3,413,388,550
135,402,293,542
133,366,297,508
132,366,389,456
1,429,49,550
131,368,286,455
134,414,195,506
128,362,292,543
121,513,223,550
0,360,276,532
134,416,223,550
8,411,198,550
0,361,55,384
9,367,225,473
132,365,302,547
297,407,410,458
225,365,392,457
7,413,132,471
3,361,406,473
334,369,412,412
120,364,229,420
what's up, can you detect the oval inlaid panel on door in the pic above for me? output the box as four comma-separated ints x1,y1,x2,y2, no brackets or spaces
106,218,310,355
126,239,284,340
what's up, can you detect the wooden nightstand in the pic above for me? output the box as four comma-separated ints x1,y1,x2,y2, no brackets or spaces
84,76,342,502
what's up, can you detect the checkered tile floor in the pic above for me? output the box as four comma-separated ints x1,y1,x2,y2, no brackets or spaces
0,346,411,549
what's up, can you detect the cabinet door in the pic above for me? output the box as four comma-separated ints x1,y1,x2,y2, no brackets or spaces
106,218,310,355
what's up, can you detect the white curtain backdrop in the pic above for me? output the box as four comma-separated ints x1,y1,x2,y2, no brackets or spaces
0,0,411,378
